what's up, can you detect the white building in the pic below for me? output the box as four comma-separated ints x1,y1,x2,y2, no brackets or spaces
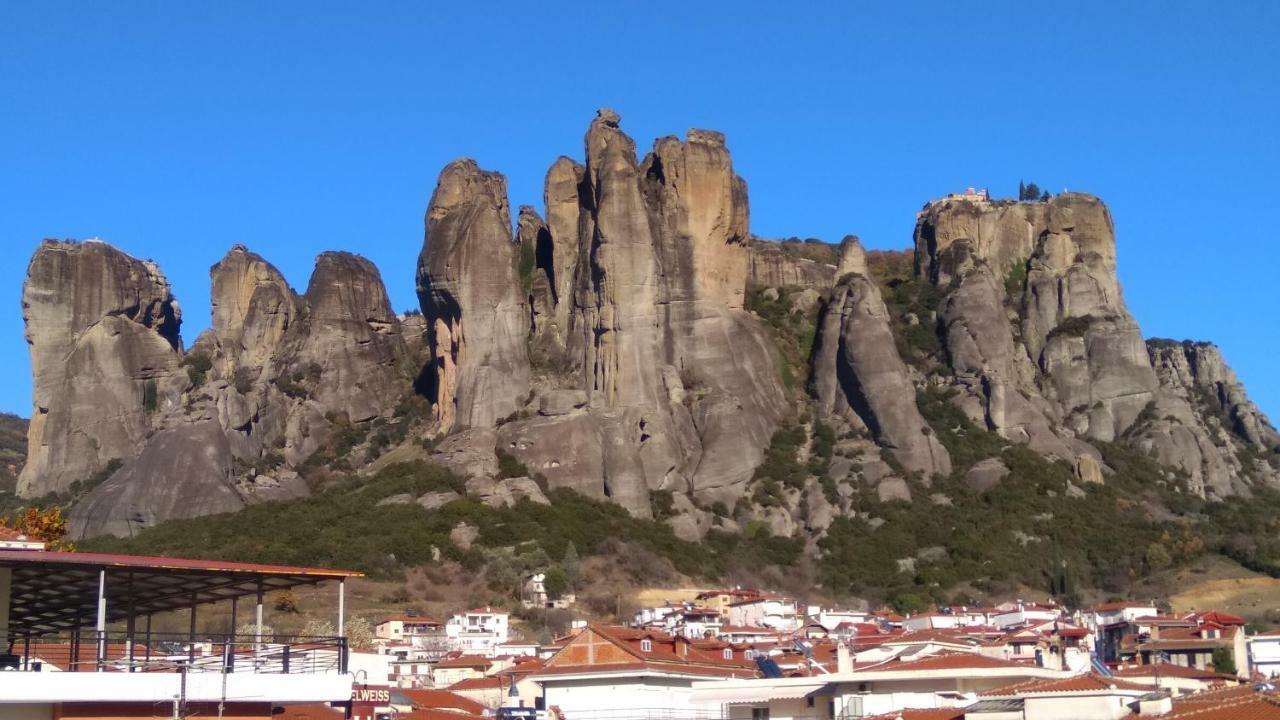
990,601,1061,630
692,646,1074,720
529,625,756,719
1250,632,1280,678
726,596,801,632
446,607,511,656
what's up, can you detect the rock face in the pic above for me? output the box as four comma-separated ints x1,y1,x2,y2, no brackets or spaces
813,237,952,477
747,240,838,290
417,160,531,433
916,194,1158,444
20,240,183,497
18,113,1278,544
912,193,1276,497
301,252,407,424
1132,340,1280,496
417,110,787,516
19,239,414,537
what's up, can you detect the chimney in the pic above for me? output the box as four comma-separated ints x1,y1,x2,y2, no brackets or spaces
837,642,853,673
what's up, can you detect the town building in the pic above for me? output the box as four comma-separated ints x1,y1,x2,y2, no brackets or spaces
523,572,576,610
1250,631,1280,678
691,646,1074,719
528,624,757,718
726,596,802,632
446,607,511,656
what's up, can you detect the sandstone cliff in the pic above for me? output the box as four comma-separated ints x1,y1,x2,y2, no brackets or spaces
911,194,1276,496
17,113,1278,545
19,240,416,537
20,240,184,498
419,110,788,523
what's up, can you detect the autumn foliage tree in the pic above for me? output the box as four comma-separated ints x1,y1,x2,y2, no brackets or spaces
0,506,74,551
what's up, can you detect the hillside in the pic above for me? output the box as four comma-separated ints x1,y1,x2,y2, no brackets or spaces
15,109,1280,611
0,413,27,494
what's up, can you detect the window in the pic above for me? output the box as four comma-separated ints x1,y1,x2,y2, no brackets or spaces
723,648,733,660
752,708,769,720
640,639,653,652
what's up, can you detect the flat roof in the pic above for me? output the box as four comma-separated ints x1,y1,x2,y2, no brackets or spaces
0,549,362,637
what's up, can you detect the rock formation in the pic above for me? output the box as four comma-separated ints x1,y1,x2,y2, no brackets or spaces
417,159,531,433
19,239,415,537
417,110,788,519
20,240,183,497
17,112,1278,544
747,239,838,290
813,237,952,477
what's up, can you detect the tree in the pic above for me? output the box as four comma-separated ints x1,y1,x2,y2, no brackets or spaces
273,590,300,614
300,617,335,638
1040,189,1051,202
1024,182,1041,200
543,566,569,600
1019,180,1027,201
345,616,375,651
1145,542,1171,571
561,542,582,591
1211,646,1237,676
1,506,74,551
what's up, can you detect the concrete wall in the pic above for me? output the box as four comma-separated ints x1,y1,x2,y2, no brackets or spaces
1022,695,1133,720
544,677,695,718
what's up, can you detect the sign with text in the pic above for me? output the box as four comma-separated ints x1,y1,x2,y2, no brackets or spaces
351,684,393,720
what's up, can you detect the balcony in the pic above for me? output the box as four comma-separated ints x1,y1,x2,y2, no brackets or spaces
0,631,351,704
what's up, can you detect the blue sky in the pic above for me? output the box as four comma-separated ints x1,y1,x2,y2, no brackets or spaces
1,1,1277,422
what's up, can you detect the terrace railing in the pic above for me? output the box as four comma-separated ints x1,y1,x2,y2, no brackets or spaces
2,631,348,675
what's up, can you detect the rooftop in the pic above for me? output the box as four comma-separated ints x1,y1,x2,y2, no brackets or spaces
0,548,361,636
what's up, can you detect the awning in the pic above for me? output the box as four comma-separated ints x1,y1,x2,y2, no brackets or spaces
695,681,832,705
0,549,362,636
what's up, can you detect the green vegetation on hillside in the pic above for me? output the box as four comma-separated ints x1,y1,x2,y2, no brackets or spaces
866,250,947,370
0,413,28,495
82,460,804,585
745,287,820,394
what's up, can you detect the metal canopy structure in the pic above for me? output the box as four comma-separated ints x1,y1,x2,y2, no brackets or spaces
0,549,362,638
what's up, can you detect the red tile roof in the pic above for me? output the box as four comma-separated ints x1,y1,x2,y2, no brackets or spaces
982,672,1151,696
397,689,485,714
434,655,494,669
1163,684,1280,719
1112,662,1235,681
448,677,503,691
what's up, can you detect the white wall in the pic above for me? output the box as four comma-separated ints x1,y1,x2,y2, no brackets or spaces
0,671,351,703
544,677,696,718
1022,695,1134,720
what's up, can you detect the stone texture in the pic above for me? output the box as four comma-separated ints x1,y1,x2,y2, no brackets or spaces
1129,340,1280,496
210,245,296,374
495,110,786,515
300,251,407,423
916,194,1158,447
20,240,183,498
812,238,951,478
69,420,244,538
747,240,837,289
417,159,531,433
964,458,1010,492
